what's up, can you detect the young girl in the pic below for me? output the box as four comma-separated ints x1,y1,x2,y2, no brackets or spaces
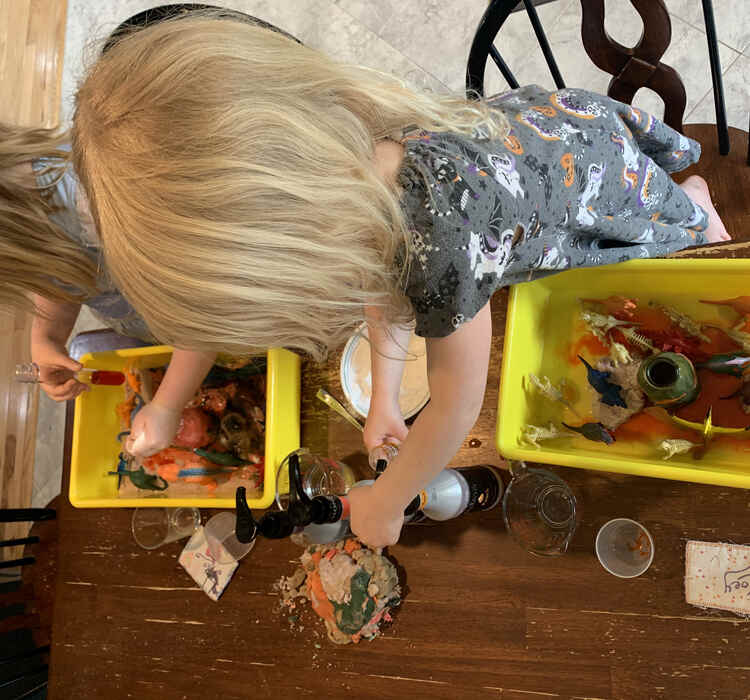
70,13,729,547
0,122,217,459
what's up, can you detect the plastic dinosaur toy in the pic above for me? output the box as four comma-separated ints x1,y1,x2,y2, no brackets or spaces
658,439,700,460
609,341,633,366
618,327,658,353
580,296,637,320
722,380,750,413
109,455,168,491
561,421,615,444
696,353,750,377
580,310,637,334
578,355,627,408
702,324,750,354
520,423,563,449
669,407,750,442
649,302,710,342
524,373,580,416
700,296,750,316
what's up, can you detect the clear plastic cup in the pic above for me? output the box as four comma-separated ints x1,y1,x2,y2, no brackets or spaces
204,512,255,564
132,507,201,550
595,518,654,578
502,462,577,556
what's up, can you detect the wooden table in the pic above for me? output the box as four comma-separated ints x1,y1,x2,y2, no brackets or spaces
48,126,750,700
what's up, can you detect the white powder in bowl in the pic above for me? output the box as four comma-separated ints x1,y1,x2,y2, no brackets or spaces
343,327,429,418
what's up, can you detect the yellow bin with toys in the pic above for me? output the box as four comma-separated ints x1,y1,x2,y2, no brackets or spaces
497,259,750,489
70,346,300,508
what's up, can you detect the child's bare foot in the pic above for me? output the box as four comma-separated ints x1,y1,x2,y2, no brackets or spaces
679,175,731,243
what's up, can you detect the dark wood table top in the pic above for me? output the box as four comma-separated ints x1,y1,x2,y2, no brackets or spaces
48,126,750,700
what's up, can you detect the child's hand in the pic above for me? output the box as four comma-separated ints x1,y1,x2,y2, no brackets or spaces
31,340,89,401
347,483,405,548
125,401,181,458
363,399,408,454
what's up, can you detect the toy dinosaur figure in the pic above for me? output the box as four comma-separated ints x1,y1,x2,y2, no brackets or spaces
702,324,750,354
109,457,168,491
696,353,750,377
700,296,750,316
561,421,615,444
580,310,637,334
722,380,750,413
618,327,658,353
520,423,563,449
658,439,700,460
649,301,710,343
578,355,627,408
580,296,637,320
668,407,750,442
524,373,580,416
609,341,633,366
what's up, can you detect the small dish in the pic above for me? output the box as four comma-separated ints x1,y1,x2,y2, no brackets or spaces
340,322,429,420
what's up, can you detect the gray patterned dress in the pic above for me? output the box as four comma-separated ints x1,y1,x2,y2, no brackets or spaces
399,86,709,337
33,147,155,341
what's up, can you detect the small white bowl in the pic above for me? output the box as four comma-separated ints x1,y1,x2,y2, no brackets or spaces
595,518,654,578
340,322,429,420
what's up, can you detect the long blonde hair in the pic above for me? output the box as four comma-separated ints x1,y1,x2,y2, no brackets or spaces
73,12,508,359
0,124,98,309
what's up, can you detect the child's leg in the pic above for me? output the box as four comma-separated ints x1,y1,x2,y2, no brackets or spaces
678,175,731,243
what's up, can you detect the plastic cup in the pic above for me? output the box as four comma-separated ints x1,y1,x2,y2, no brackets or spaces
595,518,654,578
502,463,577,556
132,507,201,550
204,512,255,564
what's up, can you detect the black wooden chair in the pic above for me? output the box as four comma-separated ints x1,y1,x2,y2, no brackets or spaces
466,0,745,162
103,2,301,54
465,0,750,249
0,508,56,700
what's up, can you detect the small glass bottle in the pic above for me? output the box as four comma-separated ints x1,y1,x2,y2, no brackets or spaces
14,362,125,386
368,442,399,470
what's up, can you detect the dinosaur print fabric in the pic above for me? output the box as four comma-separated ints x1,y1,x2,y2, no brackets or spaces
398,85,708,337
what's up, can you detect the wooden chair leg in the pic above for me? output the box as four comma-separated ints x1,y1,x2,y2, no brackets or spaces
0,510,55,524
0,558,35,570
0,538,39,549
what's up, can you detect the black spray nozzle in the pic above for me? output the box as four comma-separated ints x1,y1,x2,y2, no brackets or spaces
285,451,317,526
257,511,295,539
235,486,258,543
287,452,309,505
235,486,296,541
288,495,344,527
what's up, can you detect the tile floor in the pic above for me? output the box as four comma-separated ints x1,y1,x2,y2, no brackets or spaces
31,0,750,507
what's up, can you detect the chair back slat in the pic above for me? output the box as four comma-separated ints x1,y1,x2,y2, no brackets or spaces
522,0,565,88
489,46,520,91
580,0,686,131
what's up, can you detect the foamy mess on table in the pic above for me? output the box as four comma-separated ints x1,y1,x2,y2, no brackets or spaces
347,329,429,418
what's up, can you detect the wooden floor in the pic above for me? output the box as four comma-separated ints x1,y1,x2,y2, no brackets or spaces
0,0,67,127
0,0,67,558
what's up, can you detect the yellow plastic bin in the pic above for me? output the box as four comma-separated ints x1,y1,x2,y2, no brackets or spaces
497,259,750,489
70,346,301,508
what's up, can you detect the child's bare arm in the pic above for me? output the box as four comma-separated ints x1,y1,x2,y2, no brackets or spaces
30,294,85,401
364,305,412,452
126,349,216,457
151,349,217,413
348,302,492,547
